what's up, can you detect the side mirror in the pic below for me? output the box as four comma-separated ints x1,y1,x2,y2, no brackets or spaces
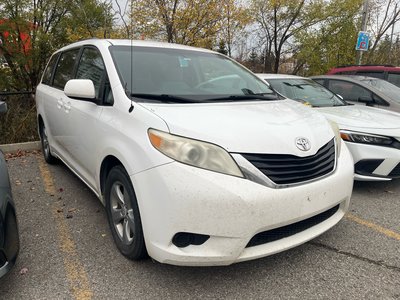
64,79,96,100
358,96,374,106
0,101,7,113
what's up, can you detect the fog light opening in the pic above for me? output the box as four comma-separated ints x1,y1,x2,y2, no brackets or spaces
172,232,210,248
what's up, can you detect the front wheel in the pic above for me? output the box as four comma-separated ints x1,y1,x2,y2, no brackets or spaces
39,122,57,164
105,165,147,260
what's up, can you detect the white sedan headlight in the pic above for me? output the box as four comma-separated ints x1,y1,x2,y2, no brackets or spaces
340,130,393,146
148,129,244,177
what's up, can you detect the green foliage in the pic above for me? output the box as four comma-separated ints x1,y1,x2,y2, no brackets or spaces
0,95,38,144
64,0,114,41
293,0,362,75
0,0,114,143
250,0,327,73
218,0,251,57
131,0,250,50
131,0,221,48
0,0,114,92
217,40,228,55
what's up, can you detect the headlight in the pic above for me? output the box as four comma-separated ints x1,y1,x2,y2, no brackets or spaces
328,120,341,155
340,130,393,146
148,129,244,177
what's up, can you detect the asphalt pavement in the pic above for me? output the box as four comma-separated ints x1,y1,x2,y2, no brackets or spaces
0,151,399,299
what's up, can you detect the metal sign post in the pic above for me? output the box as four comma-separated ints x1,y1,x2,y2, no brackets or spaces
356,0,369,65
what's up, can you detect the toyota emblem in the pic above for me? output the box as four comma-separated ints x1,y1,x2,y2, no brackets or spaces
295,137,311,151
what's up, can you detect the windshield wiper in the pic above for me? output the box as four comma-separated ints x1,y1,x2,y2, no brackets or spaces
130,93,199,103
207,94,279,101
283,82,308,89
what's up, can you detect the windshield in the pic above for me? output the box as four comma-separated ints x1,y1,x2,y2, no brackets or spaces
266,78,346,107
361,78,400,104
109,46,277,103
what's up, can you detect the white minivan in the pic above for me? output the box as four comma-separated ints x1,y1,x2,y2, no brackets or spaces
35,39,354,266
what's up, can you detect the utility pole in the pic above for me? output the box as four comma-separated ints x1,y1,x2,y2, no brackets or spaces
356,0,369,65
390,3,398,62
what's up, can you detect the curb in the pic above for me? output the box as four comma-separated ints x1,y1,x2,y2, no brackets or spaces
0,141,41,153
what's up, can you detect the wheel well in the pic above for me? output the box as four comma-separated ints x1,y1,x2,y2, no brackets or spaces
100,156,124,195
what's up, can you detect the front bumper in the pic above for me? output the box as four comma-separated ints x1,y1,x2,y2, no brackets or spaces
132,142,354,266
344,142,400,181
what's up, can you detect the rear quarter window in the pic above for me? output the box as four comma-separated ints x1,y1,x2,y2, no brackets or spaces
42,54,59,85
327,80,364,101
387,73,400,87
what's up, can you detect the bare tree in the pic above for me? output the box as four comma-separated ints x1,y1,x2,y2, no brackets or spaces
251,0,325,73
367,0,400,62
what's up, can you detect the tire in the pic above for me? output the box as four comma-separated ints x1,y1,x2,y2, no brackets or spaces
105,165,147,260
39,122,57,164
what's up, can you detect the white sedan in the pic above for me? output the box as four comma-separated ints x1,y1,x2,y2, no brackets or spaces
257,73,400,181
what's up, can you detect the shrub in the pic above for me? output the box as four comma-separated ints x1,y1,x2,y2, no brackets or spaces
0,94,38,144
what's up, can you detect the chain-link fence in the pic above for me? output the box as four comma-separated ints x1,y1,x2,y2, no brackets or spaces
0,92,38,144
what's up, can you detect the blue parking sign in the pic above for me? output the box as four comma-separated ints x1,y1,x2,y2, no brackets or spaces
356,31,369,51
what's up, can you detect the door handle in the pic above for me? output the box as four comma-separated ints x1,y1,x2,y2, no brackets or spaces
57,98,63,109
64,101,71,113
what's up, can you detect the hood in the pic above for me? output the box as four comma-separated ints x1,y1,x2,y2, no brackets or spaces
141,100,334,156
317,105,400,136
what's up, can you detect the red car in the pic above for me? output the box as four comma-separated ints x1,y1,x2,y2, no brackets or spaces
327,65,400,88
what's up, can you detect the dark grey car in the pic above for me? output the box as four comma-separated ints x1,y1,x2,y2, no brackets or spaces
0,101,19,278
311,75,400,113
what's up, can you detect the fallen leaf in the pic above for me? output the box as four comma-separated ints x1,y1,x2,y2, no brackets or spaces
68,208,76,213
20,267,28,275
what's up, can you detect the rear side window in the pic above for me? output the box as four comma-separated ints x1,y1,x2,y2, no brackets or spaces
53,49,80,89
327,80,371,101
42,54,59,85
387,73,400,87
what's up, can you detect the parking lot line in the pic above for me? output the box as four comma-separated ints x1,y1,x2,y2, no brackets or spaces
346,213,400,241
38,157,93,300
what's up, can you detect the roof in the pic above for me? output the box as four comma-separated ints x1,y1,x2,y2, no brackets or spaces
328,65,400,74
56,38,216,54
309,74,383,82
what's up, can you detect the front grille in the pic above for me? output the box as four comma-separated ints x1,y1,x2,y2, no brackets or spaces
240,139,335,185
389,163,400,177
246,204,340,248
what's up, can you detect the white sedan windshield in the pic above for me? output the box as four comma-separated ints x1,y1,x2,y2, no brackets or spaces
268,78,346,107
